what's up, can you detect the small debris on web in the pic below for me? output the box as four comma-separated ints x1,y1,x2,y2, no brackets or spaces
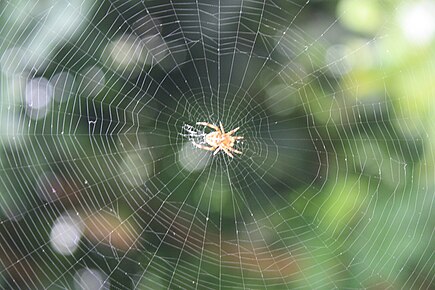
180,123,206,145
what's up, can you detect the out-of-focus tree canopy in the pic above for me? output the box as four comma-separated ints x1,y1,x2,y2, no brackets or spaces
0,0,434,289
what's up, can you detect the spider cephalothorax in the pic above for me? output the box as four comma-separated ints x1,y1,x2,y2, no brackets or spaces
192,122,243,158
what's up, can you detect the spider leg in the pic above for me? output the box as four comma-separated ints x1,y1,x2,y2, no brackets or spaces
232,136,243,140
219,122,225,134
222,147,234,158
227,147,242,155
192,141,216,152
196,122,220,132
213,147,222,155
227,127,240,136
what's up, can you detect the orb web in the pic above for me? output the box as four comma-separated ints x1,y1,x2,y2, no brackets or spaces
0,0,434,289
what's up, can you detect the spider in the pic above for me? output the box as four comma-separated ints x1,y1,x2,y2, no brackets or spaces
192,122,243,158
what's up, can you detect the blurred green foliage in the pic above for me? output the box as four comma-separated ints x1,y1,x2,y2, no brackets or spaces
1,0,434,289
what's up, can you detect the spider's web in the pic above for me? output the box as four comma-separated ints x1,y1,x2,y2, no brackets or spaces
1,0,434,289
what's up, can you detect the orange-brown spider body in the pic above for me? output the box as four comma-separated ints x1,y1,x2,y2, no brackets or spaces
193,122,243,158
